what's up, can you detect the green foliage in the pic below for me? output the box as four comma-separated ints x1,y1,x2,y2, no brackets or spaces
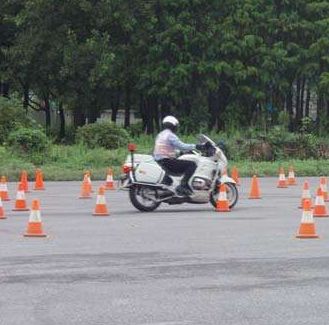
0,97,34,144
277,111,290,131
6,127,49,164
76,121,130,149
127,121,144,137
299,117,314,134
2,0,329,136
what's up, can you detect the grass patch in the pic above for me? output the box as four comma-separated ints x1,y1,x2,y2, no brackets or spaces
0,139,329,181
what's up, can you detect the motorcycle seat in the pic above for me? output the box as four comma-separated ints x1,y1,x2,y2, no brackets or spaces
156,161,182,177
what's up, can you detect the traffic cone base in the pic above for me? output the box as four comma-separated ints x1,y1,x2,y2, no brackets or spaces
0,176,10,201
288,176,297,185
215,184,230,212
313,207,329,217
277,167,288,188
93,211,109,216
313,188,329,217
79,195,92,199
287,167,297,186
13,206,29,211
105,169,115,190
24,222,47,237
277,182,288,188
24,200,47,237
296,224,319,238
298,181,312,209
216,200,230,212
93,186,110,216
296,199,318,239
13,184,29,211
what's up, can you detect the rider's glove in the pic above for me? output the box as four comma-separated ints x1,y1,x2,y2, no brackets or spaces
195,144,206,151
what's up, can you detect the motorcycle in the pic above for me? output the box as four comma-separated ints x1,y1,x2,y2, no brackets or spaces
119,134,238,212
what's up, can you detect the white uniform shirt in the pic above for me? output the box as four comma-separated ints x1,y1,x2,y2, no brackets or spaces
153,129,196,161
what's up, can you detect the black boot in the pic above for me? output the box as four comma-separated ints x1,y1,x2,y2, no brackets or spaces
176,184,193,196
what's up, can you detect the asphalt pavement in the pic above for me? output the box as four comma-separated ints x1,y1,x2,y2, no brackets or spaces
1,178,329,325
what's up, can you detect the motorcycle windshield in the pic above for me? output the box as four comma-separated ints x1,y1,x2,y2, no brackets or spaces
198,134,216,146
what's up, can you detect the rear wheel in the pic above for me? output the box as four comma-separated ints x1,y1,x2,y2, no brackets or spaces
129,185,161,212
210,182,238,209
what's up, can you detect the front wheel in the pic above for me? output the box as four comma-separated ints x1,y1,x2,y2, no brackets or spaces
210,182,238,209
129,185,161,212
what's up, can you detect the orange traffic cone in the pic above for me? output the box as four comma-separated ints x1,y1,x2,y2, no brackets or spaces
105,168,115,190
313,187,329,218
287,166,297,186
277,167,288,188
296,199,319,239
0,176,10,201
249,175,261,199
24,199,47,237
299,180,312,209
320,177,328,202
85,171,93,193
231,166,240,186
215,183,230,212
34,169,45,190
0,197,6,219
12,183,29,211
93,186,110,216
20,170,30,192
79,174,92,199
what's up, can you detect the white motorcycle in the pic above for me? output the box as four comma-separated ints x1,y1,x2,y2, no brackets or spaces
119,135,238,212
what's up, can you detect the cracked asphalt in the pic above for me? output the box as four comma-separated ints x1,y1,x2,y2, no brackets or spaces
1,178,329,325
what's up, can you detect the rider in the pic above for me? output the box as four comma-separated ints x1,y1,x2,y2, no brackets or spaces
153,115,204,196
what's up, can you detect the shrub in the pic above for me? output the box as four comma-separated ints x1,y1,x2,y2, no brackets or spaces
0,96,35,144
127,121,144,137
6,128,50,164
76,121,130,149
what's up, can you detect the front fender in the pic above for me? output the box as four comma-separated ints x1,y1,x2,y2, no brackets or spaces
219,175,236,184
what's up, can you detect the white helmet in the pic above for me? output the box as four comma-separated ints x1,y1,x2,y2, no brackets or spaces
162,115,179,126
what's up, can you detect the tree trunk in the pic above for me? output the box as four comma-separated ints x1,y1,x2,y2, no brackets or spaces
217,84,231,131
300,76,305,118
145,98,154,134
59,102,65,139
111,91,120,123
124,86,131,128
286,85,293,131
153,98,160,132
316,94,324,128
23,85,29,113
208,93,217,130
305,86,311,117
44,97,51,135
295,78,301,129
0,82,9,97
139,94,147,132
160,97,171,119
